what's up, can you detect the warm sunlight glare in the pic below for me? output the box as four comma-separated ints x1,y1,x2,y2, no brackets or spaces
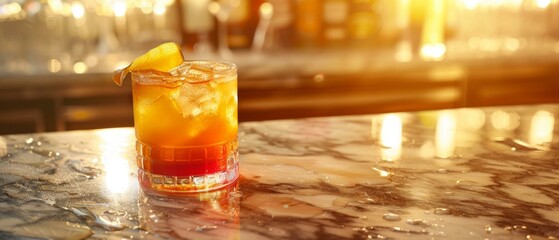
96,129,133,194
435,111,456,158
380,114,403,161
529,111,554,148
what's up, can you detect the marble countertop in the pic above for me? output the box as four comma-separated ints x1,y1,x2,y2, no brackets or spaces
1,104,559,239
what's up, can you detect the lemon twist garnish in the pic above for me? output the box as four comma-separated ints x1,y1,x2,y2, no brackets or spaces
112,42,184,86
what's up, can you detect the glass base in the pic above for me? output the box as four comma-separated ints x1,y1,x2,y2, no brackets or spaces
138,164,238,193
137,139,239,193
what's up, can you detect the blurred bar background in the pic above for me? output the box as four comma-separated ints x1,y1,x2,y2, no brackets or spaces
1,0,559,134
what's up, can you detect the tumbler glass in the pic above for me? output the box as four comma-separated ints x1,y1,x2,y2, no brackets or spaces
132,61,238,193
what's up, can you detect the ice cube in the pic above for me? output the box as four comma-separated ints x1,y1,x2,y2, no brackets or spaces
134,69,183,91
226,95,237,123
172,82,220,118
168,61,235,117
169,62,191,76
197,100,219,117
138,93,163,113
169,62,214,83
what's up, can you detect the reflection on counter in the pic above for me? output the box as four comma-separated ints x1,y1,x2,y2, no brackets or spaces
377,114,403,162
435,111,456,158
529,110,554,149
138,182,241,239
370,106,557,166
96,128,134,194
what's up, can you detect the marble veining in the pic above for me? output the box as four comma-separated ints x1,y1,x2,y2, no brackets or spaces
1,104,559,239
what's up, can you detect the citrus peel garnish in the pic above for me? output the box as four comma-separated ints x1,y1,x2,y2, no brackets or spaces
112,42,184,86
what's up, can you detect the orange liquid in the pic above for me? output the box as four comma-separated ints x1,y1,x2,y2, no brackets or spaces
132,70,238,176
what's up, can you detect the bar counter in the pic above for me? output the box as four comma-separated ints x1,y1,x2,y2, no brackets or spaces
1,104,558,239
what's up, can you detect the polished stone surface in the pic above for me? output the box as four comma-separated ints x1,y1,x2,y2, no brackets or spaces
1,104,559,239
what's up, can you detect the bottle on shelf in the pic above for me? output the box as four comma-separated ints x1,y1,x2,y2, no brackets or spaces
321,0,349,47
376,0,399,46
408,0,427,54
253,0,295,51
293,0,322,48
227,0,254,50
347,0,380,48
178,0,216,54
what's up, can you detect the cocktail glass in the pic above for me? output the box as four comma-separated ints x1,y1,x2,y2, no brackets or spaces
131,61,238,193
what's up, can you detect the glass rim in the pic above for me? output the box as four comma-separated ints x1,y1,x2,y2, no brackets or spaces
131,60,237,84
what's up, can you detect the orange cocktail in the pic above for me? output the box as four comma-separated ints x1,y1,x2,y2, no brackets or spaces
132,61,238,193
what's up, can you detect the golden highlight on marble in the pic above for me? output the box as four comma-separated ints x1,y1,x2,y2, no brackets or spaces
0,104,558,239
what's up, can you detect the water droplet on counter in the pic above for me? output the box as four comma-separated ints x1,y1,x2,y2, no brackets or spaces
195,225,218,232
367,234,386,239
504,225,528,232
392,227,428,234
282,204,289,209
433,208,450,215
95,215,125,231
383,213,401,221
26,138,34,144
493,137,543,151
372,167,391,177
67,207,125,231
406,219,430,227
105,210,117,214
42,168,57,175
104,210,128,217
353,227,368,233
379,159,397,164
485,225,492,234
67,160,102,178
69,207,96,219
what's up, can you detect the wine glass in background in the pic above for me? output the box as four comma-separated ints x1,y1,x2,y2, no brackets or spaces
180,0,215,56
252,2,274,53
208,0,241,59
1,1,66,74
